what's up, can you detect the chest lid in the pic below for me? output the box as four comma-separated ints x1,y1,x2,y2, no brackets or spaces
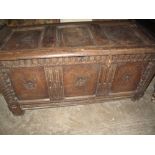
0,20,155,60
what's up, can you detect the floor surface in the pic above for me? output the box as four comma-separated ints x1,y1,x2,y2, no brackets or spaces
0,78,155,135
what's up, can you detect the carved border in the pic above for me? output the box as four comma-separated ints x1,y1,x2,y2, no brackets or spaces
0,54,154,68
112,53,155,63
0,55,108,68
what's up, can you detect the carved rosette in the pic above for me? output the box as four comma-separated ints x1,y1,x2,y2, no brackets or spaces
44,66,64,101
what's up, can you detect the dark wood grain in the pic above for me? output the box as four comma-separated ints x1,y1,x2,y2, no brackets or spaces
9,67,48,100
63,64,99,97
111,62,146,93
2,30,41,50
0,20,155,115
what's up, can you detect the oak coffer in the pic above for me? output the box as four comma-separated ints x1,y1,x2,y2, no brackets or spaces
0,20,155,115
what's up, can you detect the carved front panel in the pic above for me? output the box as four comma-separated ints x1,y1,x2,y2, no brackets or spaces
111,62,146,93
9,67,48,100
63,64,99,97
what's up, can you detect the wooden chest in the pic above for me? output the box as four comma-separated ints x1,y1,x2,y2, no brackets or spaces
0,20,155,115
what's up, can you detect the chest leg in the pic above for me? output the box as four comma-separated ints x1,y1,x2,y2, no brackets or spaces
152,82,155,102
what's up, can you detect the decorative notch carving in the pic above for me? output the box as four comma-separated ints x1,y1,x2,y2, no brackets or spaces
112,54,155,63
0,55,108,68
44,66,64,101
0,54,154,69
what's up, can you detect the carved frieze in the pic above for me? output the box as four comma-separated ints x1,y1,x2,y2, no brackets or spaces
0,55,108,68
112,53,155,63
0,54,154,69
